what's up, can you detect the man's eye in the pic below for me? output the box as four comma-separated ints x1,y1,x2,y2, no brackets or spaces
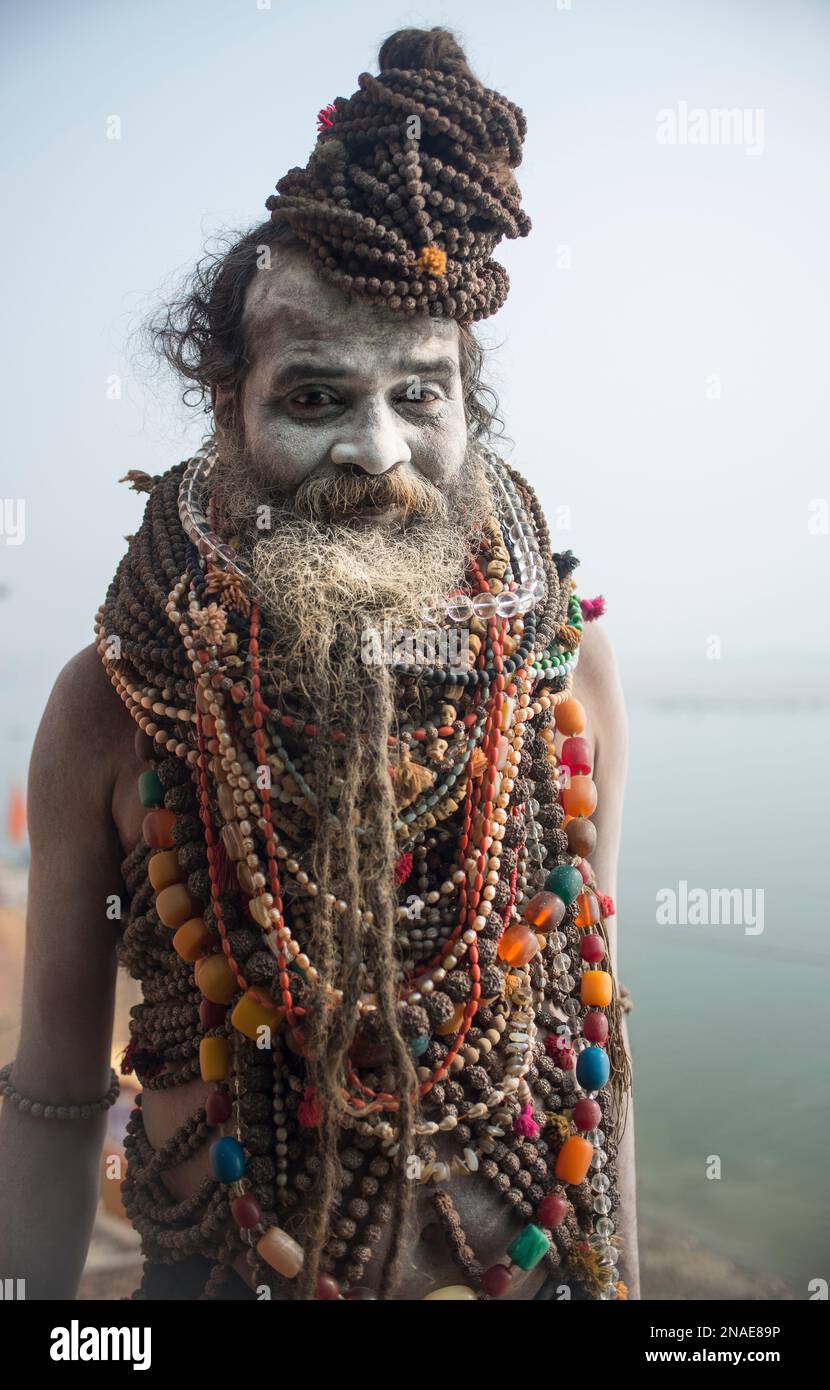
289,389,339,409
398,387,441,405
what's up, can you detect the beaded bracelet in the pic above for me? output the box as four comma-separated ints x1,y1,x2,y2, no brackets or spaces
0,1062,121,1119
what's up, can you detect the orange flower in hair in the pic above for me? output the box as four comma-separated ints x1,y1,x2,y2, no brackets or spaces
417,245,447,277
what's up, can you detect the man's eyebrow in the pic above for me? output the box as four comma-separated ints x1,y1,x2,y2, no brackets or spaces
265,354,459,390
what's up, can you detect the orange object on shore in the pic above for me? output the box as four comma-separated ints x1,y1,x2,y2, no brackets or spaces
6,785,26,845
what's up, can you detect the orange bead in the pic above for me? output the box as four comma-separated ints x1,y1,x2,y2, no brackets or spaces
436,1002,466,1037
562,775,597,818
498,922,541,967
554,698,586,737
172,916,211,962
581,969,613,1007
555,1135,594,1185
142,809,176,849
199,1035,229,1082
196,952,237,1005
155,883,196,930
148,849,186,892
231,990,285,1042
575,891,601,928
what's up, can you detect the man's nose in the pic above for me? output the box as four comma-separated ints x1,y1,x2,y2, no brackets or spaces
330,404,412,475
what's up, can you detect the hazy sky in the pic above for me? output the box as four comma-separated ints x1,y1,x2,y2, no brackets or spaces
1,0,829,812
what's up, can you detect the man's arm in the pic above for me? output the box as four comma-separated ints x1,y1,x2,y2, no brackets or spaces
0,647,124,1298
570,619,640,1298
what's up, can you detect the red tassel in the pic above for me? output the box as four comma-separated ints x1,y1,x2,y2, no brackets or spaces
394,851,413,885
580,595,606,622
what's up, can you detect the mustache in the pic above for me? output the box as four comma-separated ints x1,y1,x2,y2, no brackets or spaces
291,463,447,522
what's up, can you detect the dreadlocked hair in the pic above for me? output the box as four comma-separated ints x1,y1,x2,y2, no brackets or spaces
266,26,531,322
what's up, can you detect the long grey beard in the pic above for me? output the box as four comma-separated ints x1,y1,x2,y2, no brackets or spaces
212,443,494,714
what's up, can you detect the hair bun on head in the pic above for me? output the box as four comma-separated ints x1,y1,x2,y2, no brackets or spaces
265,25,531,322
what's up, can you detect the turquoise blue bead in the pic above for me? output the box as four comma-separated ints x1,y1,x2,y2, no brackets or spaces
576,1045,610,1092
408,1034,430,1058
544,864,583,904
210,1136,246,1183
506,1223,551,1271
138,769,164,808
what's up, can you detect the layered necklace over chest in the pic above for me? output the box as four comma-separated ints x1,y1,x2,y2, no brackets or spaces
98,448,629,1301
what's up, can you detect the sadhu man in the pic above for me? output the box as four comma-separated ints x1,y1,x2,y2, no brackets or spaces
0,26,638,1300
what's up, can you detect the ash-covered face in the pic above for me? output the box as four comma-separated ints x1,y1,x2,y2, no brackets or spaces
214,251,470,525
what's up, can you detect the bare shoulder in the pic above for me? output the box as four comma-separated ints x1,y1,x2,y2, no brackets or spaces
571,620,628,762
29,643,132,814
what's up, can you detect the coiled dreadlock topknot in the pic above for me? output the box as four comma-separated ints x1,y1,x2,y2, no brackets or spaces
265,26,532,323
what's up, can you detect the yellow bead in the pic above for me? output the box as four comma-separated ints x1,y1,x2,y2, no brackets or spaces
231,990,285,1041
581,969,613,1007
256,1226,304,1278
423,1285,478,1300
148,849,185,892
172,916,211,963
199,1036,229,1082
195,952,237,1005
156,883,196,930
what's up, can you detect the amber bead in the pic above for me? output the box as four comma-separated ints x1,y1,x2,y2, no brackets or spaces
230,990,285,1042
199,1036,229,1082
172,917,211,962
142,809,176,849
257,1226,304,1278
523,891,566,931
554,697,586,736
148,849,186,892
555,1135,593,1185
562,775,597,818
196,953,237,1005
575,890,601,928
497,922,540,967
581,969,613,1007
155,883,196,930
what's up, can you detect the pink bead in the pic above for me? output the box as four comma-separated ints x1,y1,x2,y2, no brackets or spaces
315,1274,341,1300
205,1090,232,1125
580,933,605,963
561,736,592,776
577,859,591,882
481,1263,514,1297
572,1098,602,1132
231,1194,262,1228
583,1010,609,1045
200,999,227,1029
537,1194,568,1228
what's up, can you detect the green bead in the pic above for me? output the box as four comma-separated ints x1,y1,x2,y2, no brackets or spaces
544,863,583,904
506,1223,550,1271
138,769,164,808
